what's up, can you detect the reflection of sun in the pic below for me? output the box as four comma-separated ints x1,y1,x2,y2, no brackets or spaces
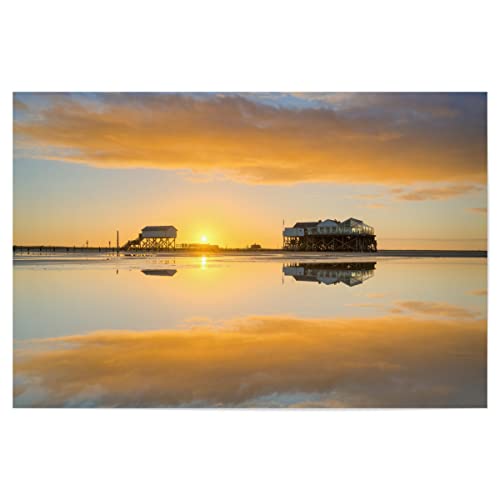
201,235,208,243
201,256,207,269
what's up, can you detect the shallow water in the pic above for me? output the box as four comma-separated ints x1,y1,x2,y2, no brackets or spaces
13,255,487,408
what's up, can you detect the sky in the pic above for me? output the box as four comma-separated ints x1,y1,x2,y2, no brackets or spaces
13,92,487,249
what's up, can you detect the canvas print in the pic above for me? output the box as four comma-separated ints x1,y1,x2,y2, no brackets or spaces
13,92,487,408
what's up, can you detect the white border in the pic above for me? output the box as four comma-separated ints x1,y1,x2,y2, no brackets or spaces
1,1,498,499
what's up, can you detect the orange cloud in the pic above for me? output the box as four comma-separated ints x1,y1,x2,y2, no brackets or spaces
14,315,486,408
14,93,487,185
13,98,28,111
392,184,483,201
468,207,487,214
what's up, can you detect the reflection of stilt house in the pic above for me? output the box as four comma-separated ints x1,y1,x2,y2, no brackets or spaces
122,226,177,252
283,218,377,252
283,262,376,286
141,269,177,277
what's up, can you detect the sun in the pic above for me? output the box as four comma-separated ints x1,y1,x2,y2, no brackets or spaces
201,235,208,243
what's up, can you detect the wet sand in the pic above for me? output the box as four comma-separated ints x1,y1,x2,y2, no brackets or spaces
13,248,487,263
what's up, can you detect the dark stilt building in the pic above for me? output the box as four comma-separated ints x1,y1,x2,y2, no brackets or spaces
122,226,177,252
283,218,377,252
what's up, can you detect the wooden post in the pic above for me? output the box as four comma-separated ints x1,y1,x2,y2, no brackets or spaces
116,230,120,256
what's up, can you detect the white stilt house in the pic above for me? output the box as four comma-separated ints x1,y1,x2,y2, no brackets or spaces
283,218,376,252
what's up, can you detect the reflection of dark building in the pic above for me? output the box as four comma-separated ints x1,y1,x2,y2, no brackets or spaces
141,269,177,277
283,262,376,287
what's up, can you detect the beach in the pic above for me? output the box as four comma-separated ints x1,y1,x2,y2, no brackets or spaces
13,253,487,408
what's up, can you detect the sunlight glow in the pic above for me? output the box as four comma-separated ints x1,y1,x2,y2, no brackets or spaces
201,235,208,243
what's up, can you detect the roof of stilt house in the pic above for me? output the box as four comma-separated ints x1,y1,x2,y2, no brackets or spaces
292,218,368,228
293,221,321,229
142,225,177,231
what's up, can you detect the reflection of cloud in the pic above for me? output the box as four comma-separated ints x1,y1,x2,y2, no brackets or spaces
468,289,487,296
392,184,482,201
346,303,384,309
389,308,404,314
395,300,479,318
348,299,479,319
351,193,383,200
14,93,486,185
14,315,486,408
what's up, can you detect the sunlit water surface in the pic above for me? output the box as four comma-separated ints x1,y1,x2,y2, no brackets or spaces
14,254,487,408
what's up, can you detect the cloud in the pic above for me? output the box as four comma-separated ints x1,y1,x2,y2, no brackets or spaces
395,300,480,318
468,289,487,296
14,315,486,408
392,184,483,201
468,207,487,214
290,92,466,119
14,92,487,185
13,98,28,111
350,193,388,208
